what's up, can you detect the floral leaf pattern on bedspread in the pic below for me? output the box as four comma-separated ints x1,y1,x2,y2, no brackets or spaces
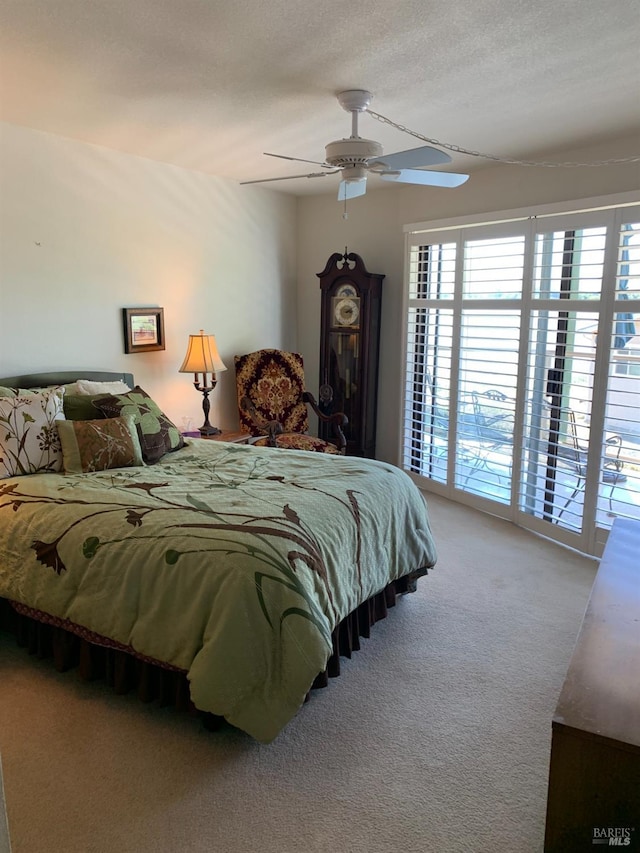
0,440,436,742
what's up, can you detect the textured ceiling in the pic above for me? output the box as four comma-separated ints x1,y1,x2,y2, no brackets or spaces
1,0,639,196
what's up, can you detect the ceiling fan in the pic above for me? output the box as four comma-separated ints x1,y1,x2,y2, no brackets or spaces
241,89,469,201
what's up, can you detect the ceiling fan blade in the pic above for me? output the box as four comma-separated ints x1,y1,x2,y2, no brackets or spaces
380,168,469,188
264,152,332,168
368,145,452,170
240,171,338,185
338,179,367,201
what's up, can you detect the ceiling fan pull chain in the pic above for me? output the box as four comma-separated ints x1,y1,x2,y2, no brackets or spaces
367,108,640,168
366,109,640,168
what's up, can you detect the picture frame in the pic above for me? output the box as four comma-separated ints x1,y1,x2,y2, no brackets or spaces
122,307,165,354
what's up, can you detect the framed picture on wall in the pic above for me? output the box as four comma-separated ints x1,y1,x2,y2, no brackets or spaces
122,307,165,354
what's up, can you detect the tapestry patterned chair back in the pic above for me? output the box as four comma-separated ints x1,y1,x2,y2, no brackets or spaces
235,349,309,435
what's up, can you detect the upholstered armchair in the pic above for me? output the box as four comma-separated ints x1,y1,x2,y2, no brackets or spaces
234,349,347,454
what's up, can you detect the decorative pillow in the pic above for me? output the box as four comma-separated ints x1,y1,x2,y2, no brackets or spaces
56,415,144,473
0,389,65,477
75,379,131,396
0,385,64,397
0,386,41,397
63,394,109,421
94,386,184,463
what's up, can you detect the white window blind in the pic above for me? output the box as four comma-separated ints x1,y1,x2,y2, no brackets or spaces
403,203,640,556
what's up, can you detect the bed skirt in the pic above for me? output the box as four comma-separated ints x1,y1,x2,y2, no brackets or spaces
0,568,427,731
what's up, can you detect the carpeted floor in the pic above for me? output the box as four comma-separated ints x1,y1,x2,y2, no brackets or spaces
0,493,597,853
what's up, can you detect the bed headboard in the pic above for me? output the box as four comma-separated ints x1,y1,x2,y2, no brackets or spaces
0,370,135,389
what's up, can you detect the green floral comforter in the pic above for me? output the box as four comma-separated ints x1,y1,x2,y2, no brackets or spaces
0,439,436,741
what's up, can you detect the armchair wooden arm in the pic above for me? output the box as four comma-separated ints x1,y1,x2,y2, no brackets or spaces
303,391,348,453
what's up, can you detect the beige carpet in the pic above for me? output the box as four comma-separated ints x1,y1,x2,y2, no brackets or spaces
0,493,596,853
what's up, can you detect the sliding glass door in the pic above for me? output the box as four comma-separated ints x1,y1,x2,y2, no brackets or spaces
403,206,640,556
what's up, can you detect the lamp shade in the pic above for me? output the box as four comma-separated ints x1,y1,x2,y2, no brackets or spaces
179,330,227,374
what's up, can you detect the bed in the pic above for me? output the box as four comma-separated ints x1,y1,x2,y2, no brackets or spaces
0,371,437,742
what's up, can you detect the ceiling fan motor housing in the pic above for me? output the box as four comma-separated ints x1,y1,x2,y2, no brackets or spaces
325,137,383,170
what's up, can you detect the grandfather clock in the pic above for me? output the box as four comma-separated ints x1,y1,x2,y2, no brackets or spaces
317,250,384,457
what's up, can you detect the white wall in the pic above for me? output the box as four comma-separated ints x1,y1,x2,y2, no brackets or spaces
0,122,298,430
296,132,640,463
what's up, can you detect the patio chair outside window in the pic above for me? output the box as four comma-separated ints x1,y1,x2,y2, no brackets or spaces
457,389,515,485
553,407,626,519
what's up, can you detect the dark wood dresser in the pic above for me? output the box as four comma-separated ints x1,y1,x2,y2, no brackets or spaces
544,518,640,851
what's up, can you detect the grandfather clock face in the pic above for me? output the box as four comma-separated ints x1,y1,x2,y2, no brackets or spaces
331,283,360,329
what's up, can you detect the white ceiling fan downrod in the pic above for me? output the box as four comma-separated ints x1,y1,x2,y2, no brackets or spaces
325,90,383,180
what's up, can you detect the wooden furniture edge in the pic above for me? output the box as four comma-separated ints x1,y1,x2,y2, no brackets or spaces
0,753,10,853
544,517,640,852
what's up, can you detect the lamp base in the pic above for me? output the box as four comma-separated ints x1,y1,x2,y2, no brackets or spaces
199,424,222,436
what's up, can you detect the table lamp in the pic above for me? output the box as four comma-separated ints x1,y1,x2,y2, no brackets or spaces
178,330,227,435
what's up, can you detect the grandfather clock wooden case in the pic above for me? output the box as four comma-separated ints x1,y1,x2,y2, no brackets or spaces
317,251,384,457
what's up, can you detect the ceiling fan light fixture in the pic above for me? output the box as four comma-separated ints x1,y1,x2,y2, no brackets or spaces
342,164,367,183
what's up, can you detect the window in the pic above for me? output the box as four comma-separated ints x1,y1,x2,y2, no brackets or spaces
403,200,640,556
